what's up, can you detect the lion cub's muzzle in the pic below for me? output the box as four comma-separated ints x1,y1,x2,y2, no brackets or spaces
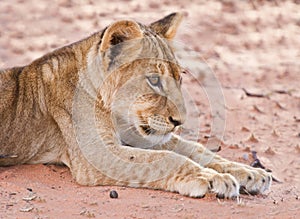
140,114,182,136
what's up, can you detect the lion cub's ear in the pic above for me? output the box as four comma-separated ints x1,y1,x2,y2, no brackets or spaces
149,12,183,40
100,20,143,52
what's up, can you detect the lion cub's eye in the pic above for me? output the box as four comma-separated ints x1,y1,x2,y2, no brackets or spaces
146,75,161,87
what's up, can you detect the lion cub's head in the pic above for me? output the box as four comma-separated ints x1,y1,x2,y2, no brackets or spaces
97,13,186,148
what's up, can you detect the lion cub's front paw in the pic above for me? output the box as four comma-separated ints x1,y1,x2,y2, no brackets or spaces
208,173,239,199
227,166,272,195
169,165,239,198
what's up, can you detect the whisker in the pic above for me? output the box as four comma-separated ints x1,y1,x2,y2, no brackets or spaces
121,125,136,133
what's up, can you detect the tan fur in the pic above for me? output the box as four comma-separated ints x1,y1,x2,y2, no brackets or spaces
0,13,271,198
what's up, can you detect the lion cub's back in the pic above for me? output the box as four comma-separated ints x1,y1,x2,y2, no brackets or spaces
0,67,23,114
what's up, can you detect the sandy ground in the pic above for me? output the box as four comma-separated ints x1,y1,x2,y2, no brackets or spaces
1,0,300,218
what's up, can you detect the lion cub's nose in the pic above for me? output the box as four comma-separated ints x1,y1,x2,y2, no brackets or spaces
168,116,182,127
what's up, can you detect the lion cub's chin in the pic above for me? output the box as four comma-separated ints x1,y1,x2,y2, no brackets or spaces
142,132,173,148
121,132,172,149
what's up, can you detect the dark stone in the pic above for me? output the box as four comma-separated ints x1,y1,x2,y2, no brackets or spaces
110,190,118,199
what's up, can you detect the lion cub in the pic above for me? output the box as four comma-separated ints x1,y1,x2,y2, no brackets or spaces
0,13,271,198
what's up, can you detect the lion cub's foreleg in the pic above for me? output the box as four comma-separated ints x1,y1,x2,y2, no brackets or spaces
158,134,272,195
53,110,238,198
65,145,239,198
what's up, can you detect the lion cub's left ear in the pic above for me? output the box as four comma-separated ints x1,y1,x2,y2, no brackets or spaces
100,20,143,52
149,12,183,40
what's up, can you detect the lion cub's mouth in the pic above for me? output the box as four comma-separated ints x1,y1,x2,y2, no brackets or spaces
140,125,157,135
137,115,174,136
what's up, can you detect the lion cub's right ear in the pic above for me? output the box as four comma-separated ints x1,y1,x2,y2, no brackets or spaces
100,20,143,52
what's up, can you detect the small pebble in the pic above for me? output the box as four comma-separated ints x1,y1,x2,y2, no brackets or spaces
109,190,118,199
242,153,249,161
